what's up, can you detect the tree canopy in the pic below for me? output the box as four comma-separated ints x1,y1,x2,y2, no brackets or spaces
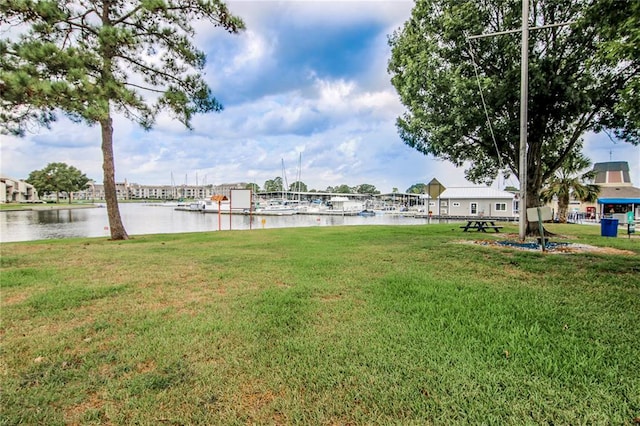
288,181,308,192
26,162,90,203
388,0,638,222
354,184,379,194
406,183,428,194
334,184,352,194
1,1,244,239
264,177,284,192
245,183,260,193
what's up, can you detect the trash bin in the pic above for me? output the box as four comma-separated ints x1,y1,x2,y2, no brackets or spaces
600,218,619,237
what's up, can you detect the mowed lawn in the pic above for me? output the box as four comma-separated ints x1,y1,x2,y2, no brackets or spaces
1,223,639,425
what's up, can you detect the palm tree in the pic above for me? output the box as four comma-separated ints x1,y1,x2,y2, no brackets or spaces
541,154,600,223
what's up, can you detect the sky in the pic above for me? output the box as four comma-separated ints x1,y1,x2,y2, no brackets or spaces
1,0,639,193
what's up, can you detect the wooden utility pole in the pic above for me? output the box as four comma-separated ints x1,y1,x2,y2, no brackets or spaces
468,0,572,240
518,0,529,240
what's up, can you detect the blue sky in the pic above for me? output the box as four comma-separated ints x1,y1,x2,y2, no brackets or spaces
1,0,639,192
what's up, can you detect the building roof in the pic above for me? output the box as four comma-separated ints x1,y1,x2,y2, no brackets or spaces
439,187,515,200
597,185,640,204
593,162,630,172
593,161,632,185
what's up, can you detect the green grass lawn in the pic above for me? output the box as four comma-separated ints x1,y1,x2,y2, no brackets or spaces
1,224,639,425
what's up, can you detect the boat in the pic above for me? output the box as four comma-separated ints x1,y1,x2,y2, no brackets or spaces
254,158,301,216
297,199,326,214
146,201,189,207
187,195,231,213
255,199,298,215
325,196,365,215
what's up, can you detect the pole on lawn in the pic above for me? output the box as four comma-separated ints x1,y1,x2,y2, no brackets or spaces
467,1,574,241
518,0,529,241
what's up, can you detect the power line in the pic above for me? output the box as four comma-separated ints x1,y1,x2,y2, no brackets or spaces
466,37,504,172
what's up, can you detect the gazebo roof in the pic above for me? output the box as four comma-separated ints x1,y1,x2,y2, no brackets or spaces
593,161,632,185
597,186,640,204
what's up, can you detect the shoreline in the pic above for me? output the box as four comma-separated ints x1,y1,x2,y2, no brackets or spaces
0,203,99,212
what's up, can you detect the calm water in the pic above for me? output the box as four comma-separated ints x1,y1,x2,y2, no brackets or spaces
0,203,432,243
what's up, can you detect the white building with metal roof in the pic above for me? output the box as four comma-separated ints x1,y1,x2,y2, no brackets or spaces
426,187,518,219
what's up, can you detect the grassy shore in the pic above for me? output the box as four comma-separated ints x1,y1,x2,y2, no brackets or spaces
1,224,638,424
0,203,97,211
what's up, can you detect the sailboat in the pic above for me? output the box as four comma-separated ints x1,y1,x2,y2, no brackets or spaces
255,158,299,215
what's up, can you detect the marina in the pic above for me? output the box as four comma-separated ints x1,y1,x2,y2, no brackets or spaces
0,202,436,243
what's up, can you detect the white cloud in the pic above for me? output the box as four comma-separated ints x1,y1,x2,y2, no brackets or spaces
316,78,355,109
261,0,414,27
227,30,271,72
15,0,621,195
337,137,360,159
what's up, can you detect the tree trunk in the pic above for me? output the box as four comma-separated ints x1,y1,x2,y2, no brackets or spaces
100,116,129,240
525,218,540,236
557,196,569,224
524,164,554,236
526,185,556,237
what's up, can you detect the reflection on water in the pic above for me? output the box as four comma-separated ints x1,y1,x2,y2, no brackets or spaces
37,208,84,224
1,203,434,243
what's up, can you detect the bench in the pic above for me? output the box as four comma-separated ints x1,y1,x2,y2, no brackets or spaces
460,220,503,233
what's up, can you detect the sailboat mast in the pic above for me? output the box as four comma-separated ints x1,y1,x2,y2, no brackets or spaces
297,153,302,201
281,158,288,200
171,172,176,199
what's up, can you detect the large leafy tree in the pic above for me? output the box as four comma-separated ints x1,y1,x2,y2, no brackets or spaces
540,154,599,224
288,181,308,192
1,1,244,240
388,0,638,233
406,183,427,194
27,162,90,203
354,183,379,194
245,183,260,193
589,0,640,134
334,184,352,194
264,177,284,192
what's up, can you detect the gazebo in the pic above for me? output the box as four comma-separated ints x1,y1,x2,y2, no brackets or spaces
597,186,640,218
593,161,640,220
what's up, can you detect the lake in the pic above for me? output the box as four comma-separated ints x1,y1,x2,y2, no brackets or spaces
0,203,433,243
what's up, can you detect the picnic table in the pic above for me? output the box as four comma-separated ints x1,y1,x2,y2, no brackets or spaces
460,220,503,233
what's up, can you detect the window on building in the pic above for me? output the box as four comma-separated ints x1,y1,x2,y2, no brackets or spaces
495,203,507,211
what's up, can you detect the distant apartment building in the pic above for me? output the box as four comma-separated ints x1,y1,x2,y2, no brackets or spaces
129,183,180,200
73,181,250,200
0,177,39,203
209,183,251,198
74,181,131,201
